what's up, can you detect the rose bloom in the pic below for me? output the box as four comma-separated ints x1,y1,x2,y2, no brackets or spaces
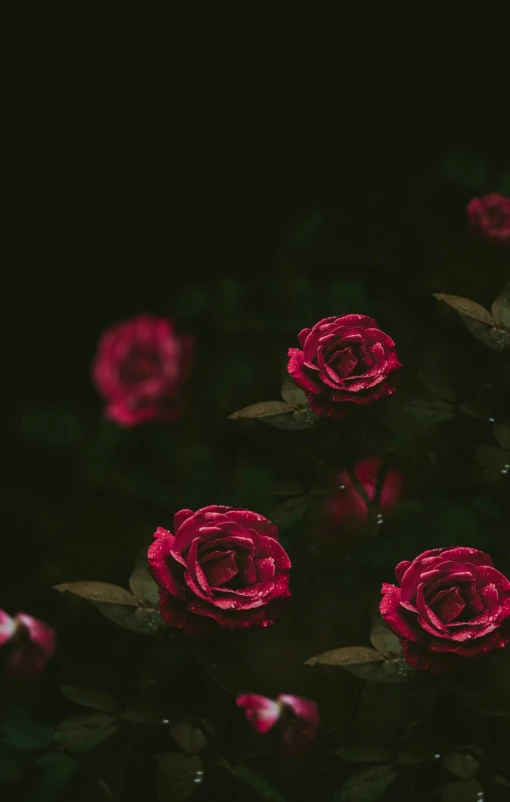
92,314,195,426
0,610,56,685
288,314,401,419
380,547,510,674
321,455,403,539
236,693,319,756
148,506,291,637
467,193,510,246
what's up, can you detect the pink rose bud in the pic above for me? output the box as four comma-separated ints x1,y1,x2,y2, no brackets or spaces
148,506,291,636
92,314,195,426
236,693,320,755
467,193,510,246
288,314,401,420
0,609,56,685
380,547,510,674
321,456,404,539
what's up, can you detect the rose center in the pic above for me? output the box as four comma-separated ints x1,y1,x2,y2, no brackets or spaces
120,346,163,384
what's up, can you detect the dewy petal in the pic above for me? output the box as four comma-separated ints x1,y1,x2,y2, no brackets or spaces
298,328,312,348
475,565,510,592
225,509,279,539
479,583,499,608
187,538,212,595
255,535,292,570
256,557,276,586
288,350,323,395
201,551,238,587
173,510,234,551
185,598,278,631
416,584,447,634
398,549,449,600
148,536,187,600
158,592,189,629
173,509,195,532
430,587,466,623
236,694,281,734
428,630,500,657
380,585,421,642
394,561,411,584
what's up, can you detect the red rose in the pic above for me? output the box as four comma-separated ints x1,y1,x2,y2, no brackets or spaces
467,193,510,246
92,314,195,426
236,693,319,755
288,315,401,419
321,456,403,539
0,609,56,685
148,506,291,636
380,547,510,674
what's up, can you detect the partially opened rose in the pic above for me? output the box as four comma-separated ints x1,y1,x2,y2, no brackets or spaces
467,193,510,246
380,547,510,674
0,609,56,685
236,693,319,755
92,314,195,426
148,506,291,636
321,455,404,539
288,314,401,419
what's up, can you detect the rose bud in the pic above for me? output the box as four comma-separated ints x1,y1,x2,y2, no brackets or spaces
148,506,291,637
288,314,401,420
467,193,510,246
236,693,320,755
380,547,510,674
92,314,195,426
0,609,56,686
320,456,404,539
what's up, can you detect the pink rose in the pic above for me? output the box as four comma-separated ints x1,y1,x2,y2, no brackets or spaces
236,693,320,755
467,193,510,246
92,314,195,426
321,456,404,539
380,547,510,674
0,609,56,685
148,506,291,636
288,315,401,419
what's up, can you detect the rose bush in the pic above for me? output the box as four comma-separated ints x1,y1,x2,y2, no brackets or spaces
288,314,401,419
467,193,510,246
320,455,404,539
236,693,319,755
380,547,510,673
0,609,56,685
148,505,291,636
92,314,195,426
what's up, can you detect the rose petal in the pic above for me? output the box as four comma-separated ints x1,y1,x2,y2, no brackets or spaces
236,694,281,734
256,535,292,570
430,587,466,623
354,456,381,502
202,552,239,587
148,537,187,600
0,609,16,646
380,585,421,642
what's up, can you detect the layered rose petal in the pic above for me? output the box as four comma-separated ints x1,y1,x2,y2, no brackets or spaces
381,546,510,673
236,694,281,734
237,693,320,756
149,506,291,635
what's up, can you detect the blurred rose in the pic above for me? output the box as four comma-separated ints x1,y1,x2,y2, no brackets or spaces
148,506,291,636
92,314,195,426
380,547,510,674
467,193,510,246
288,314,401,419
320,456,404,539
0,609,56,685
236,693,319,755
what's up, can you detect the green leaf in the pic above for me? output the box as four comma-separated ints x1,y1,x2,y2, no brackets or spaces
336,764,398,802
61,686,118,714
263,409,316,430
219,761,287,802
129,563,160,609
20,404,84,448
471,446,510,484
93,602,162,635
0,707,53,751
268,495,308,532
335,746,391,763
305,646,383,667
156,752,204,801
370,618,402,659
54,581,137,606
443,752,480,780
461,316,510,353
54,713,119,754
433,294,494,325
169,721,208,754
281,375,309,410
492,283,510,331
120,700,166,725
439,152,488,190
30,754,77,802
340,659,410,683
439,779,484,802
494,422,510,450
229,401,293,420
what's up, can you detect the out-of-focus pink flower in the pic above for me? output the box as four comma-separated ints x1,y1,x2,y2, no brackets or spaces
236,693,319,755
320,456,404,539
467,194,510,246
92,314,195,426
0,610,56,685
